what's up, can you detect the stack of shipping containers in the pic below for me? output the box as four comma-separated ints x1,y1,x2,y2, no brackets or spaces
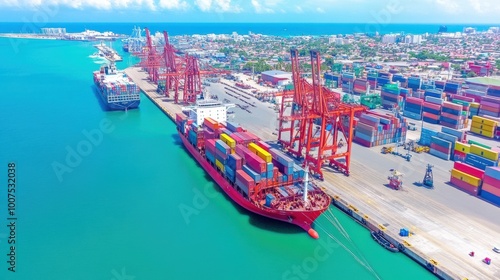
470,116,498,139
403,97,423,120
450,142,500,199
175,115,306,199
367,71,378,90
341,72,355,93
407,76,421,92
422,94,443,124
478,96,500,118
353,79,369,95
381,84,402,109
481,167,500,205
440,101,467,129
354,112,407,147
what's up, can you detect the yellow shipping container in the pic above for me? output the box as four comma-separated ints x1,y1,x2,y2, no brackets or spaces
454,141,470,154
470,144,499,161
220,133,236,148
470,102,480,108
471,122,495,132
470,126,495,138
451,169,481,187
472,115,498,127
215,159,224,172
248,142,272,163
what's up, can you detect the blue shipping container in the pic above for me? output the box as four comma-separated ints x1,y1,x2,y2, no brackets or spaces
243,165,261,182
206,150,215,163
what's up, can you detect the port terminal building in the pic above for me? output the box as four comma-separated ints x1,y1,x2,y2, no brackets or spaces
261,70,292,86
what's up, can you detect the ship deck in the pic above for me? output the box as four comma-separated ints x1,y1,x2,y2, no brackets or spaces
125,67,500,279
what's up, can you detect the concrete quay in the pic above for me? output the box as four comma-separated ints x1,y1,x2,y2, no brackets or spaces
125,67,500,280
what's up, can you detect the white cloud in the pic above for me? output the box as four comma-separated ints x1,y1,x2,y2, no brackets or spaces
194,0,211,11
295,5,303,13
194,0,241,13
434,0,462,14
316,7,324,13
251,0,274,13
159,0,188,10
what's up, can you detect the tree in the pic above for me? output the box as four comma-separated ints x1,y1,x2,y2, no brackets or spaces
467,71,477,78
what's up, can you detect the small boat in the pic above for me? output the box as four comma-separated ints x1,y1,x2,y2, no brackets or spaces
371,231,399,253
493,247,500,253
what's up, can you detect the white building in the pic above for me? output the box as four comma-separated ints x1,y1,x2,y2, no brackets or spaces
184,100,235,125
382,34,397,44
411,35,422,44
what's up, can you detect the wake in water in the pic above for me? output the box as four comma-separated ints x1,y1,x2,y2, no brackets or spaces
299,176,381,279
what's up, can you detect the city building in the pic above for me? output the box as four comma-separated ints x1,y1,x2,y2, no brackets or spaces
382,34,398,44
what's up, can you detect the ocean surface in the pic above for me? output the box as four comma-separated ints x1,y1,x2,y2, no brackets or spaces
0,22,498,36
0,36,435,279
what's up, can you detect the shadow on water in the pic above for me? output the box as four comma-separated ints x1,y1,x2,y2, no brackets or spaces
174,135,302,236
171,133,183,146
91,85,109,112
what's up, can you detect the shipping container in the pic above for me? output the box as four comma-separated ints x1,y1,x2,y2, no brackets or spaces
248,142,272,163
470,144,499,161
449,176,479,196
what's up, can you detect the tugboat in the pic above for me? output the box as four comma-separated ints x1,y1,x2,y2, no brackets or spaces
371,231,399,253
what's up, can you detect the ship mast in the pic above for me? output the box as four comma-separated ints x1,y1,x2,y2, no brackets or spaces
303,165,309,202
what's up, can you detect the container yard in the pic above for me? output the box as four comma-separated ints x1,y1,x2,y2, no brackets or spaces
123,30,500,279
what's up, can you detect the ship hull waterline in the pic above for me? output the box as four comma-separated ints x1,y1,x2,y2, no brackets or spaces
94,85,140,111
179,130,326,239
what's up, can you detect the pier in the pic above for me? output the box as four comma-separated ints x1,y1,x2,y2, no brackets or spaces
125,66,500,280
95,42,122,62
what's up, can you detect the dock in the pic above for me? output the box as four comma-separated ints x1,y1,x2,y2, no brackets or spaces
95,42,122,62
125,67,500,280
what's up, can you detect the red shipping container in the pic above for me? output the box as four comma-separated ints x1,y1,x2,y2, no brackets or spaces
423,102,442,111
407,97,424,105
354,137,372,147
453,95,475,103
256,140,271,152
431,143,451,154
203,117,219,131
230,133,244,144
205,139,216,153
423,112,440,121
236,169,254,187
216,148,228,160
176,113,187,123
246,154,266,173
453,161,485,179
441,112,462,120
450,176,478,196
273,167,279,179
483,176,500,188
442,101,463,111
244,131,260,142
481,182,500,197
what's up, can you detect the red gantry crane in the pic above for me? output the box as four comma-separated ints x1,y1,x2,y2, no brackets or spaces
136,28,164,84
278,49,365,180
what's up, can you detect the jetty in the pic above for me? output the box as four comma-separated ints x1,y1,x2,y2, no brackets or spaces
95,42,122,62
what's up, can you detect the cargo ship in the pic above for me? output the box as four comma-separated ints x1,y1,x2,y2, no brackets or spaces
93,61,140,110
176,112,331,238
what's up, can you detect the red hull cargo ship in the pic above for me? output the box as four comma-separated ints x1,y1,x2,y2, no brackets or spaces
176,113,331,238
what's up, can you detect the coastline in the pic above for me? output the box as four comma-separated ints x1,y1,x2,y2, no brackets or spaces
0,33,58,40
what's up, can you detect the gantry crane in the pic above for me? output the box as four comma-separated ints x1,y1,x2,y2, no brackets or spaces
278,49,366,180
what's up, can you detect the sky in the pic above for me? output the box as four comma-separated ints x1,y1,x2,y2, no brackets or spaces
0,0,499,23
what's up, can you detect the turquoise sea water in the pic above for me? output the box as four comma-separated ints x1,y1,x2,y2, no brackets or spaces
0,38,434,280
